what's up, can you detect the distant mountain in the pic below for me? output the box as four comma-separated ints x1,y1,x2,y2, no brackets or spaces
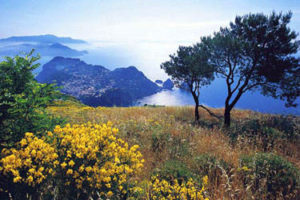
155,80,163,84
36,57,161,106
0,42,87,57
0,34,86,44
163,79,174,90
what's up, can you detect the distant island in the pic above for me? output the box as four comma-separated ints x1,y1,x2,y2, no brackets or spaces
36,57,173,106
0,35,87,57
0,42,87,57
0,34,86,44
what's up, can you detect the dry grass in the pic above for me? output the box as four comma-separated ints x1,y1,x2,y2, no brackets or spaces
46,100,300,199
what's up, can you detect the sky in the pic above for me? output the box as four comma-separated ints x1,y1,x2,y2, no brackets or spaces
1,0,300,80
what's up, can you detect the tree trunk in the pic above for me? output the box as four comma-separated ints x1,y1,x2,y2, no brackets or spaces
195,101,199,121
224,106,231,127
191,91,200,121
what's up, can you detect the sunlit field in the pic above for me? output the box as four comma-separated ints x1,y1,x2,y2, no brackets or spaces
44,100,300,199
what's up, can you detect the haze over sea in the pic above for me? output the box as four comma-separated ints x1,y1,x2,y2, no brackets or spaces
25,41,299,116
0,0,299,115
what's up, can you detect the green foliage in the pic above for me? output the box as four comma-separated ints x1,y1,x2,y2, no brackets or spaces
229,115,299,151
200,12,300,126
153,159,194,184
161,45,215,121
150,123,191,159
193,154,230,177
151,127,170,153
0,51,65,149
161,45,214,89
192,154,231,188
49,94,83,107
259,115,300,140
240,153,300,199
230,119,281,149
230,12,300,107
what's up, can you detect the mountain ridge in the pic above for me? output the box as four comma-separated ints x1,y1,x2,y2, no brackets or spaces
0,42,87,57
36,57,162,106
0,34,86,44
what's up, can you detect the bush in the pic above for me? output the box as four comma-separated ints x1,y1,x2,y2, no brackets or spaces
193,154,230,177
0,132,57,199
229,118,287,151
0,51,64,150
146,175,209,200
0,122,144,200
240,153,300,199
151,126,170,153
262,115,299,140
151,122,191,159
153,159,194,184
230,115,299,143
192,154,231,189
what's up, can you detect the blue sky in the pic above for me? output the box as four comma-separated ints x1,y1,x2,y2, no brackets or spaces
1,0,300,80
1,0,299,42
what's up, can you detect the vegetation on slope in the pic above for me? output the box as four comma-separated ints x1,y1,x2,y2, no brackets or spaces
43,100,299,199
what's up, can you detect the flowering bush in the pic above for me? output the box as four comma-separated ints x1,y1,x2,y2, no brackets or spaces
0,132,58,198
53,122,144,199
0,122,144,199
146,176,209,200
1,132,57,185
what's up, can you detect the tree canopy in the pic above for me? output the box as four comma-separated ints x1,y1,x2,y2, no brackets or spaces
201,12,300,126
161,45,215,121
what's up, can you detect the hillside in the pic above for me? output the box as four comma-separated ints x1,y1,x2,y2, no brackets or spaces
46,100,300,199
36,57,162,106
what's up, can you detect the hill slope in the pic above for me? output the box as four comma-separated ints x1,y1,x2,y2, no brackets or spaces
47,102,300,199
36,57,161,106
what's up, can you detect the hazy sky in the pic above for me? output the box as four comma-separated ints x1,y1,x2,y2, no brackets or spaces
1,0,300,41
1,0,300,80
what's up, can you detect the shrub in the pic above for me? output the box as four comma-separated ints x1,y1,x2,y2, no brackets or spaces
193,154,231,183
0,133,58,199
240,153,300,199
153,160,194,184
151,121,191,159
230,115,299,144
151,126,170,153
262,115,299,140
146,175,209,200
0,51,64,150
52,122,144,199
0,122,144,200
229,118,285,151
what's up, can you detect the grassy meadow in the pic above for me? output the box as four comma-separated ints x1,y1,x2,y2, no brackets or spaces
45,100,300,199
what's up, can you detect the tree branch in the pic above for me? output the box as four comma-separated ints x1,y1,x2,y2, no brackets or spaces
231,76,243,94
199,105,222,120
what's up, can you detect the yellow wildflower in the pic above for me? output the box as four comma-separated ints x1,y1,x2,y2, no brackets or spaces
27,176,33,183
66,169,73,175
20,139,27,147
68,160,75,167
85,166,92,173
107,191,113,197
13,176,22,183
61,162,67,169
47,131,53,137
